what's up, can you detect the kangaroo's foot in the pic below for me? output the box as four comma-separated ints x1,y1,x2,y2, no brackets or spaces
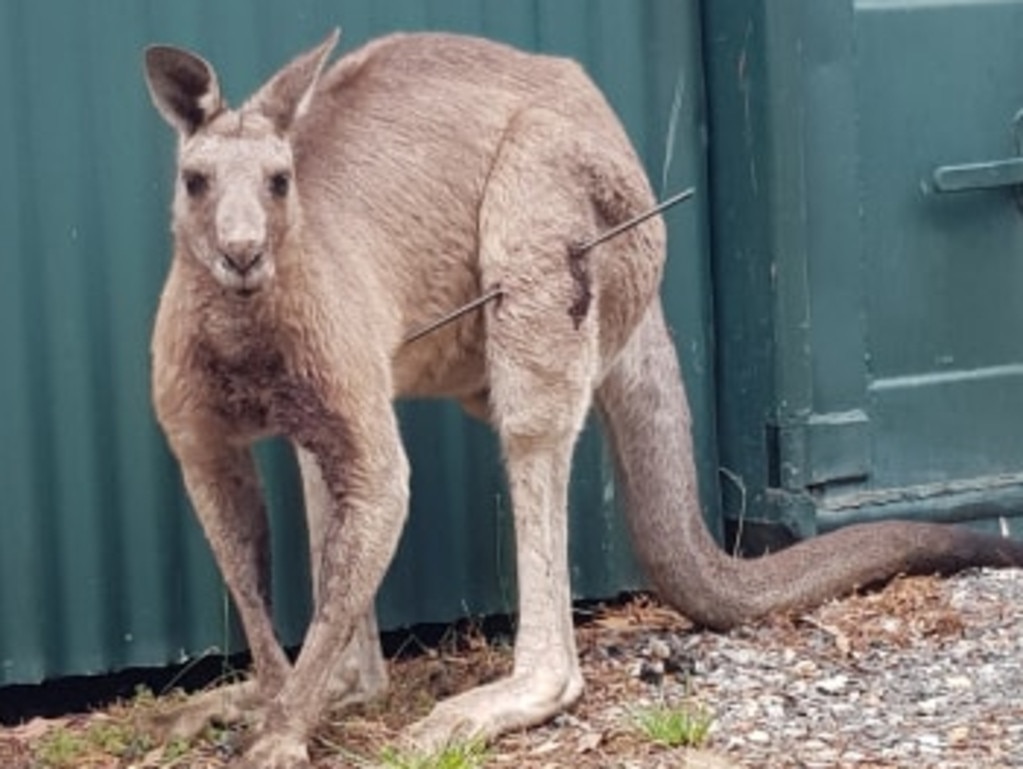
405,667,584,751
229,732,311,769
148,611,388,744
148,648,387,746
145,680,261,743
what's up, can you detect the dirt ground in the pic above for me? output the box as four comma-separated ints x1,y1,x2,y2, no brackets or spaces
0,574,1009,768
0,594,728,768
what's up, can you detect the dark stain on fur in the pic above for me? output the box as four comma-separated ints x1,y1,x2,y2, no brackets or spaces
192,340,359,501
567,243,592,329
193,341,286,428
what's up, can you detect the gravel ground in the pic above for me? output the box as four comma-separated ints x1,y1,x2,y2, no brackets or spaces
608,569,1023,768
2,569,1021,767
288,568,1023,767
723,569,1023,767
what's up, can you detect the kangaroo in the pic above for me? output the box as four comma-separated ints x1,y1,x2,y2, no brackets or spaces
143,29,1023,768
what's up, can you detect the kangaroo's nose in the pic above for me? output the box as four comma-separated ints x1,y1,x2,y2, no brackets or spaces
220,241,265,275
216,191,267,277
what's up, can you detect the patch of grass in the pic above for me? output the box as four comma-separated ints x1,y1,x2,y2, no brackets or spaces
377,739,490,769
31,688,173,768
631,701,713,749
161,736,193,762
33,727,89,769
33,719,149,768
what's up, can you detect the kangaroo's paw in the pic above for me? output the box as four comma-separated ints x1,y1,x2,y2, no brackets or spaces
405,669,584,751
146,680,262,743
230,732,311,769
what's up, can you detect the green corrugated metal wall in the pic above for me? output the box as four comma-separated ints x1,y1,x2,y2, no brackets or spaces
0,0,713,686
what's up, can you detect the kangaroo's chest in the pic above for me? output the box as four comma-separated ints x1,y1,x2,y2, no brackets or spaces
195,340,303,437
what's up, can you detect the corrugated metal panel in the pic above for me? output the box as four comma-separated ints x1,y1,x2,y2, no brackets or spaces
0,0,713,686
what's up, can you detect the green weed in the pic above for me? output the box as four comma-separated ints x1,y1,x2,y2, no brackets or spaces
377,738,489,769
33,727,88,769
631,701,713,749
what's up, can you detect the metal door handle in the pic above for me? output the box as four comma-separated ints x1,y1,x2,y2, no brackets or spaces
932,109,1023,197
933,157,1023,193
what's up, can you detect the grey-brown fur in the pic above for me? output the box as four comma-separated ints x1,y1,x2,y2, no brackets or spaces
144,30,1023,768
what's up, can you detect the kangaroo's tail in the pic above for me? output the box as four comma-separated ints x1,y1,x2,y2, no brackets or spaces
595,300,1023,631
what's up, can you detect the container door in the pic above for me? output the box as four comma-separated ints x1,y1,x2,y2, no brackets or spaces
851,0,1023,530
706,0,1023,543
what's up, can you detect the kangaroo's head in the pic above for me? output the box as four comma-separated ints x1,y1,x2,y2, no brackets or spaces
144,30,338,295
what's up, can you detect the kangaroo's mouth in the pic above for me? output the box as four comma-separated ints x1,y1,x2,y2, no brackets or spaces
212,255,275,296
229,274,270,297
217,272,269,297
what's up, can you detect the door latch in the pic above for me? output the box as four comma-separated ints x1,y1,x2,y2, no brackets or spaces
932,110,1023,206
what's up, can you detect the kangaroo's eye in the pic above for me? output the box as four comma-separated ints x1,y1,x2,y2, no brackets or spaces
182,171,209,198
269,172,290,199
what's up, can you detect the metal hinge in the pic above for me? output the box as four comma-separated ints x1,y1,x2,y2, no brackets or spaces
767,409,870,491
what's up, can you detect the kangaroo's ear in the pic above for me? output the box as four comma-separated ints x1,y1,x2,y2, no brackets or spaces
247,28,340,133
144,45,223,136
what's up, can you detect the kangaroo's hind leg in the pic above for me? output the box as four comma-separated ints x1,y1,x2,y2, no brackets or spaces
407,107,612,750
